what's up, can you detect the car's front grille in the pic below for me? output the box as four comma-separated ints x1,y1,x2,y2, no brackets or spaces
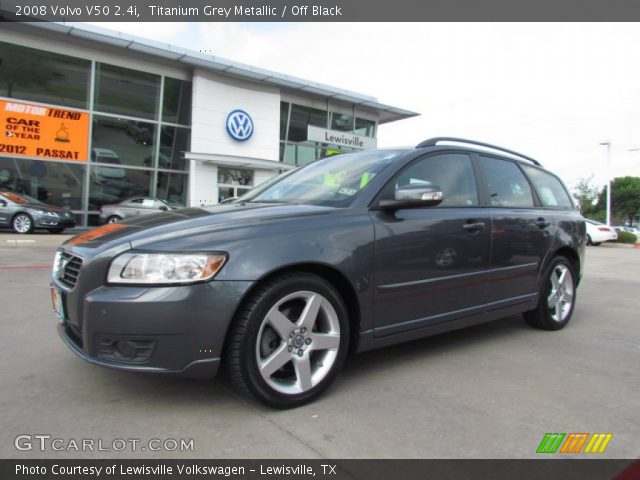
58,252,83,289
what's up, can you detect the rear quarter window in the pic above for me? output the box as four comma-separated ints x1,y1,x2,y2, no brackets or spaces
522,165,574,209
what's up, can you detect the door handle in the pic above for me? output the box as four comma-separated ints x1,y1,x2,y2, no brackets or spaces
463,221,486,231
535,218,550,229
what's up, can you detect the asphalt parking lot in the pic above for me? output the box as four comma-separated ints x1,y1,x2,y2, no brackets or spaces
1,234,638,460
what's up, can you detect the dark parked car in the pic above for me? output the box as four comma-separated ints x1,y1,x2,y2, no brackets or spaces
0,191,76,234
51,138,585,408
99,197,183,224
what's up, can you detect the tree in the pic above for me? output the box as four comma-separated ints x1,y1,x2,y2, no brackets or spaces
611,176,640,226
573,176,600,216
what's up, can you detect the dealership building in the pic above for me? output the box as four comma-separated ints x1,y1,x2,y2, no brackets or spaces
0,22,417,226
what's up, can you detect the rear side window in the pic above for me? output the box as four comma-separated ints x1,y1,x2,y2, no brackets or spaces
384,153,478,207
522,165,574,209
480,156,534,208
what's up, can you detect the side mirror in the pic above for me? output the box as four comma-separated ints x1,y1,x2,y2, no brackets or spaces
158,206,168,211
378,184,444,210
0,200,7,207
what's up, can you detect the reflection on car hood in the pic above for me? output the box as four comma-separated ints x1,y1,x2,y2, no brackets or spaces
64,203,336,249
23,203,69,213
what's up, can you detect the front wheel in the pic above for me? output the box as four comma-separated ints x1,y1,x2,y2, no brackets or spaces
524,256,577,330
12,213,33,234
107,215,121,224
225,272,349,408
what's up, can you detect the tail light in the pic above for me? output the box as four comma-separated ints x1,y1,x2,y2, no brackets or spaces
598,227,610,232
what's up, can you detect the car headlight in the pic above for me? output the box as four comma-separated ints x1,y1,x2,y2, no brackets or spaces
107,252,226,285
44,211,58,217
34,209,57,216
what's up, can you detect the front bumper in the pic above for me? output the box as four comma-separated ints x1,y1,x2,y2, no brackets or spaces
55,280,254,379
58,323,221,377
35,216,76,228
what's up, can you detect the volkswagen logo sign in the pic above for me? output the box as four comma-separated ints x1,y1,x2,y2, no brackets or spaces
226,109,254,142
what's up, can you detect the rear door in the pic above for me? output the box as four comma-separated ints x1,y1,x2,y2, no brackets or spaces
120,198,144,218
371,152,491,336
477,155,554,307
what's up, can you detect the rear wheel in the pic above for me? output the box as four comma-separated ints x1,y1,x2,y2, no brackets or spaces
587,235,601,246
12,213,33,234
107,215,121,224
226,272,349,408
524,256,577,330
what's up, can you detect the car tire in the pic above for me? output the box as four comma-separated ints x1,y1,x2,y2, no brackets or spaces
107,215,121,224
523,256,577,331
586,235,601,246
47,228,65,234
12,213,34,234
225,272,349,409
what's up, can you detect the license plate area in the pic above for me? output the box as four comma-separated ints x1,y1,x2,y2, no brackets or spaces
50,286,65,323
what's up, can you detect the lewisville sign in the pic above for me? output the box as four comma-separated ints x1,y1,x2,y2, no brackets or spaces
307,125,377,150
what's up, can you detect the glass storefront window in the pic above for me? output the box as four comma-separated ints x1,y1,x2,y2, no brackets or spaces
92,116,156,168
0,157,84,210
355,117,376,137
280,102,289,141
95,63,160,120
162,77,192,125
288,104,327,142
159,126,189,171
218,167,253,186
0,41,90,109
218,186,250,203
157,171,187,205
331,112,354,132
282,143,322,166
218,186,235,203
88,167,151,211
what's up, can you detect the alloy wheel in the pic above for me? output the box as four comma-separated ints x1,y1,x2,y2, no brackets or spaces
13,214,32,234
255,291,341,395
547,264,574,322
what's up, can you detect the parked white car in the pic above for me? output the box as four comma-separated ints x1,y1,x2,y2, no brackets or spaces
90,148,127,182
585,219,618,246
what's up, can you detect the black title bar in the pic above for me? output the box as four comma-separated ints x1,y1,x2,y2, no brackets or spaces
2,0,640,21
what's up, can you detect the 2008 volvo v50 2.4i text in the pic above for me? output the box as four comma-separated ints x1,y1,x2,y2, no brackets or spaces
51,138,585,408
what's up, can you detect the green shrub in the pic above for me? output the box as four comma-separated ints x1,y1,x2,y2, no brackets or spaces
616,231,638,244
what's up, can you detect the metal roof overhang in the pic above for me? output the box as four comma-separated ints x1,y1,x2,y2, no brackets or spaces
185,152,296,171
20,21,419,124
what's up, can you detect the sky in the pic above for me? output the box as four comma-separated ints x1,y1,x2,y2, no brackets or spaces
88,22,640,190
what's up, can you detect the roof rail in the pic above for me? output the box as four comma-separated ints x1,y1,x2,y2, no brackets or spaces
416,137,541,166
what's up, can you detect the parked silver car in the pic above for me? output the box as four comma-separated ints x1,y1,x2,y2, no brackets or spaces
0,191,76,234
98,197,183,224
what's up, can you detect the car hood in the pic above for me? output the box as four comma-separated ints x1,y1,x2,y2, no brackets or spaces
63,203,337,250
23,203,70,214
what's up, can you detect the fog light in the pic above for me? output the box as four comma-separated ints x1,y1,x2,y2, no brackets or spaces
115,340,137,359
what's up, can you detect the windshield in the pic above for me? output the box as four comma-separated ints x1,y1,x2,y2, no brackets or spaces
238,150,406,207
